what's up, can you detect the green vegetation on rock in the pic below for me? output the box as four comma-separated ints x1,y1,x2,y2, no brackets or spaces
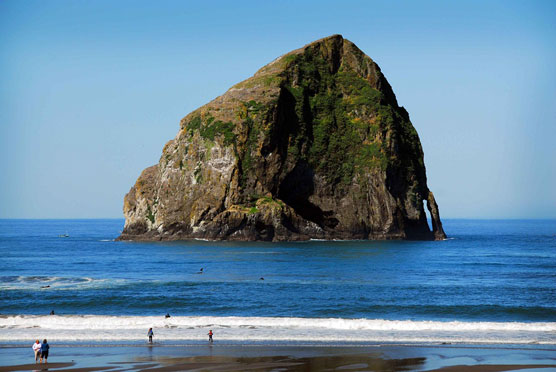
187,115,236,146
282,50,391,186
187,116,202,133
257,196,285,208
146,205,155,224
240,116,258,188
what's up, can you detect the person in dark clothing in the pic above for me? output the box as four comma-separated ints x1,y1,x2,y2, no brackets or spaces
39,339,49,363
148,328,154,343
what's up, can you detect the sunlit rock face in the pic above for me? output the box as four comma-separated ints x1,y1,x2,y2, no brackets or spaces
118,35,446,242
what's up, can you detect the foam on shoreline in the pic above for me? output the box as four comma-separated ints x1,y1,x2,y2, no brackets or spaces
1,315,555,345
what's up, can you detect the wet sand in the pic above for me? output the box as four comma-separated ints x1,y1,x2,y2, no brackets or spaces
0,344,554,372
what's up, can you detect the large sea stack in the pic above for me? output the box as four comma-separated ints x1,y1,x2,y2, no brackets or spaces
118,35,446,241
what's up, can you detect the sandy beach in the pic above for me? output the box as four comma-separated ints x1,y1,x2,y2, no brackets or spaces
0,344,555,372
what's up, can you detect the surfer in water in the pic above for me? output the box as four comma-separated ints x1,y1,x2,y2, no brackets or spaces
208,330,213,343
148,328,154,343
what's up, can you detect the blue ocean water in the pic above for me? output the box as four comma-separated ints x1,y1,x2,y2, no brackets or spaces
1,219,555,320
1,219,555,345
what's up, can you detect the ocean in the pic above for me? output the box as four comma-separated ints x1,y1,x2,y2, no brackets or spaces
1,219,555,346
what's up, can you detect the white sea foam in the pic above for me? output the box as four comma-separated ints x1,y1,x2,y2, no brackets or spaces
1,315,555,345
0,276,124,291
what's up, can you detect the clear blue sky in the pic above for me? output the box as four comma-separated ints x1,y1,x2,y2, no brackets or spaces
1,0,555,219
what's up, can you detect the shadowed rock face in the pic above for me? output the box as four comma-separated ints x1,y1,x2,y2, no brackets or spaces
118,35,446,242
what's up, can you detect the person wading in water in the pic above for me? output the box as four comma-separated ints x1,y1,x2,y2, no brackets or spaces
148,328,154,344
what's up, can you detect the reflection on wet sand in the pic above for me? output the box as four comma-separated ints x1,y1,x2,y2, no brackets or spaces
1,345,555,372
131,353,426,371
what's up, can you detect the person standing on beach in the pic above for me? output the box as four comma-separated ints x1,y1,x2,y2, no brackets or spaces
208,330,213,343
39,339,49,363
32,340,41,363
148,328,154,343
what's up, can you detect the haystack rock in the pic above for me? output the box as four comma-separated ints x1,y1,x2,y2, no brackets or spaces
118,35,446,242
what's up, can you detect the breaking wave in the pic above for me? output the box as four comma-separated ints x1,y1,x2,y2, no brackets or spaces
0,276,124,291
1,315,554,345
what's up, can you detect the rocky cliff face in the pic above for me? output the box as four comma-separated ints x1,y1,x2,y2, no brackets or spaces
118,35,446,241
